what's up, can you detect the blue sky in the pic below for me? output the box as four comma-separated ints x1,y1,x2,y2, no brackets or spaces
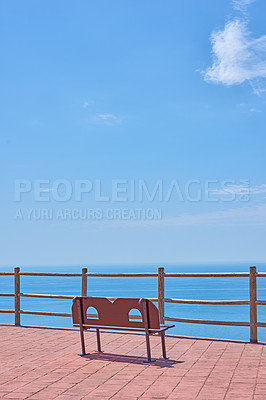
0,0,266,267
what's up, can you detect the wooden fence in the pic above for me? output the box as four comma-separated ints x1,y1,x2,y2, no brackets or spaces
1,266,266,343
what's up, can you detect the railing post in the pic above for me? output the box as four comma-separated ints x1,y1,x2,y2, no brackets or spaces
249,266,257,343
14,267,20,326
158,267,165,325
82,268,87,296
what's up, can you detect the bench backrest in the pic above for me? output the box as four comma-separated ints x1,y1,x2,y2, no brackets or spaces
72,297,160,330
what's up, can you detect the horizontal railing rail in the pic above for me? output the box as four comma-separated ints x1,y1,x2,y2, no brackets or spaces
163,298,250,305
0,309,15,313
164,316,250,327
164,272,250,277
0,265,265,342
0,272,14,276
20,310,72,317
20,293,75,299
19,272,82,277
86,273,157,277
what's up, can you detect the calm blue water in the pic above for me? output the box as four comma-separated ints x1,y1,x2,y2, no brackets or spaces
1,263,266,342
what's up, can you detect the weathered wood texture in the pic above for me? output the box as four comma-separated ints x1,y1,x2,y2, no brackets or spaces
164,298,249,305
82,268,87,296
164,316,250,326
14,267,20,326
249,266,257,343
158,267,165,324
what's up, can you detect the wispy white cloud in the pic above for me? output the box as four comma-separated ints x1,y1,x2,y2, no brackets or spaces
203,1,266,93
204,19,266,86
246,184,266,194
251,83,266,96
92,203,266,230
232,0,255,13
249,107,262,112
160,203,266,227
211,183,266,196
93,113,121,124
82,100,95,109
238,102,262,112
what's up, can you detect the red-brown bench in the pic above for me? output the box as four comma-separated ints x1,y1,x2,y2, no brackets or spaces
72,296,174,362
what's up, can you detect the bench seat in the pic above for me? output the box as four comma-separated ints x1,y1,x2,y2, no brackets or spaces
73,323,174,333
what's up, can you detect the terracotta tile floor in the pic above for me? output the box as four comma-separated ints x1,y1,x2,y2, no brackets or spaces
0,325,265,399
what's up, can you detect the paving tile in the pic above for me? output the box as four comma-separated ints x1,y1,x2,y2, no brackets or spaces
0,325,265,400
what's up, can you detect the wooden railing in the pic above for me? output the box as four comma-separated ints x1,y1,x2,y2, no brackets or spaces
0,266,265,343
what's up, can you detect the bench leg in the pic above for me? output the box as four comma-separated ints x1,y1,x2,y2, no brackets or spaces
141,298,155,362
144,330,155,363
96,328,102,352
161,331,168,359
77,298,89,355
79,325,86,355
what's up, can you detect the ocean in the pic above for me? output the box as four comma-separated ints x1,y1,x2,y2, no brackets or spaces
1,263,266,342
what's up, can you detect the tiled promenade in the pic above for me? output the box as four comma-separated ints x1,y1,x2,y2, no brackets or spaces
0,325,265,400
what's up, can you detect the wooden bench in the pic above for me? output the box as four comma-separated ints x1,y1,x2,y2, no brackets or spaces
72,296,174,362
